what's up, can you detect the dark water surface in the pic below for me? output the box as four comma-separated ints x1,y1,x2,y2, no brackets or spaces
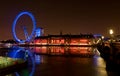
35,55,107,76
0,46,119,76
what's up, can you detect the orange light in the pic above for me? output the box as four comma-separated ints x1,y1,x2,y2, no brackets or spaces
80,39,88,42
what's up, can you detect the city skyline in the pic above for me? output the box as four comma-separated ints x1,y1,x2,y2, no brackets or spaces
0,0,120,40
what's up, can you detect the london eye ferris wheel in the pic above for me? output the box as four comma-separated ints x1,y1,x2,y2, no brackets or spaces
12,11,36,43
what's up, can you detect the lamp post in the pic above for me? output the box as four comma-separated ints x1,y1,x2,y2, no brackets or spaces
109,29,114,43
109,29,114,35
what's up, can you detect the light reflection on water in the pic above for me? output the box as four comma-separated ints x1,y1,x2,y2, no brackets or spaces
93,54,107,76
6,47,35,76
0,46,112,76
32,46,95,56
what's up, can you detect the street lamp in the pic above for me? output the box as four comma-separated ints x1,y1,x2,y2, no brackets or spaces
109,29,114,35
109,29,114,43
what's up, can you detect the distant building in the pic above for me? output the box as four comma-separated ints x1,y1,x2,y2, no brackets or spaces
35,27,44,37
34,34,96,46
93,34,103,44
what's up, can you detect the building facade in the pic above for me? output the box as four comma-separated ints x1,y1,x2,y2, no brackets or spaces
34,34,96,46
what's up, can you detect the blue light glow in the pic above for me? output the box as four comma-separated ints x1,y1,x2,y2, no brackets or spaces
8,47,35,76
12,11,36,43
35,27,41,37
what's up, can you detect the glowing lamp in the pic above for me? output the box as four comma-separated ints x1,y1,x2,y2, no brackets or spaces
109,29,114,35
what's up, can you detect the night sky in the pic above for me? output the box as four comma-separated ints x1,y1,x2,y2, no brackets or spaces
0,0,120,40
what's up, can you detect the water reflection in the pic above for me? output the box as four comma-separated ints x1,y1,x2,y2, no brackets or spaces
93,54,107,76
7,47,35,76
33,46,95,57
0,46,118,76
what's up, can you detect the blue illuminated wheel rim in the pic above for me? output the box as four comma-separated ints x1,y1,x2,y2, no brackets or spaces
12,11,36,43
9,47,35,76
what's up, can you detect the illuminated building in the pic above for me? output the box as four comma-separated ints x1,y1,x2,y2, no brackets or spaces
93,34,103,44
34,34,96,46
35,27,44,37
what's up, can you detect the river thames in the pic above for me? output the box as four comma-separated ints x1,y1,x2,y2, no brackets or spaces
0,46,119,76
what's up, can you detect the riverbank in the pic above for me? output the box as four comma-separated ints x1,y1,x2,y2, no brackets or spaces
97,42,120,71
0,57,27,75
